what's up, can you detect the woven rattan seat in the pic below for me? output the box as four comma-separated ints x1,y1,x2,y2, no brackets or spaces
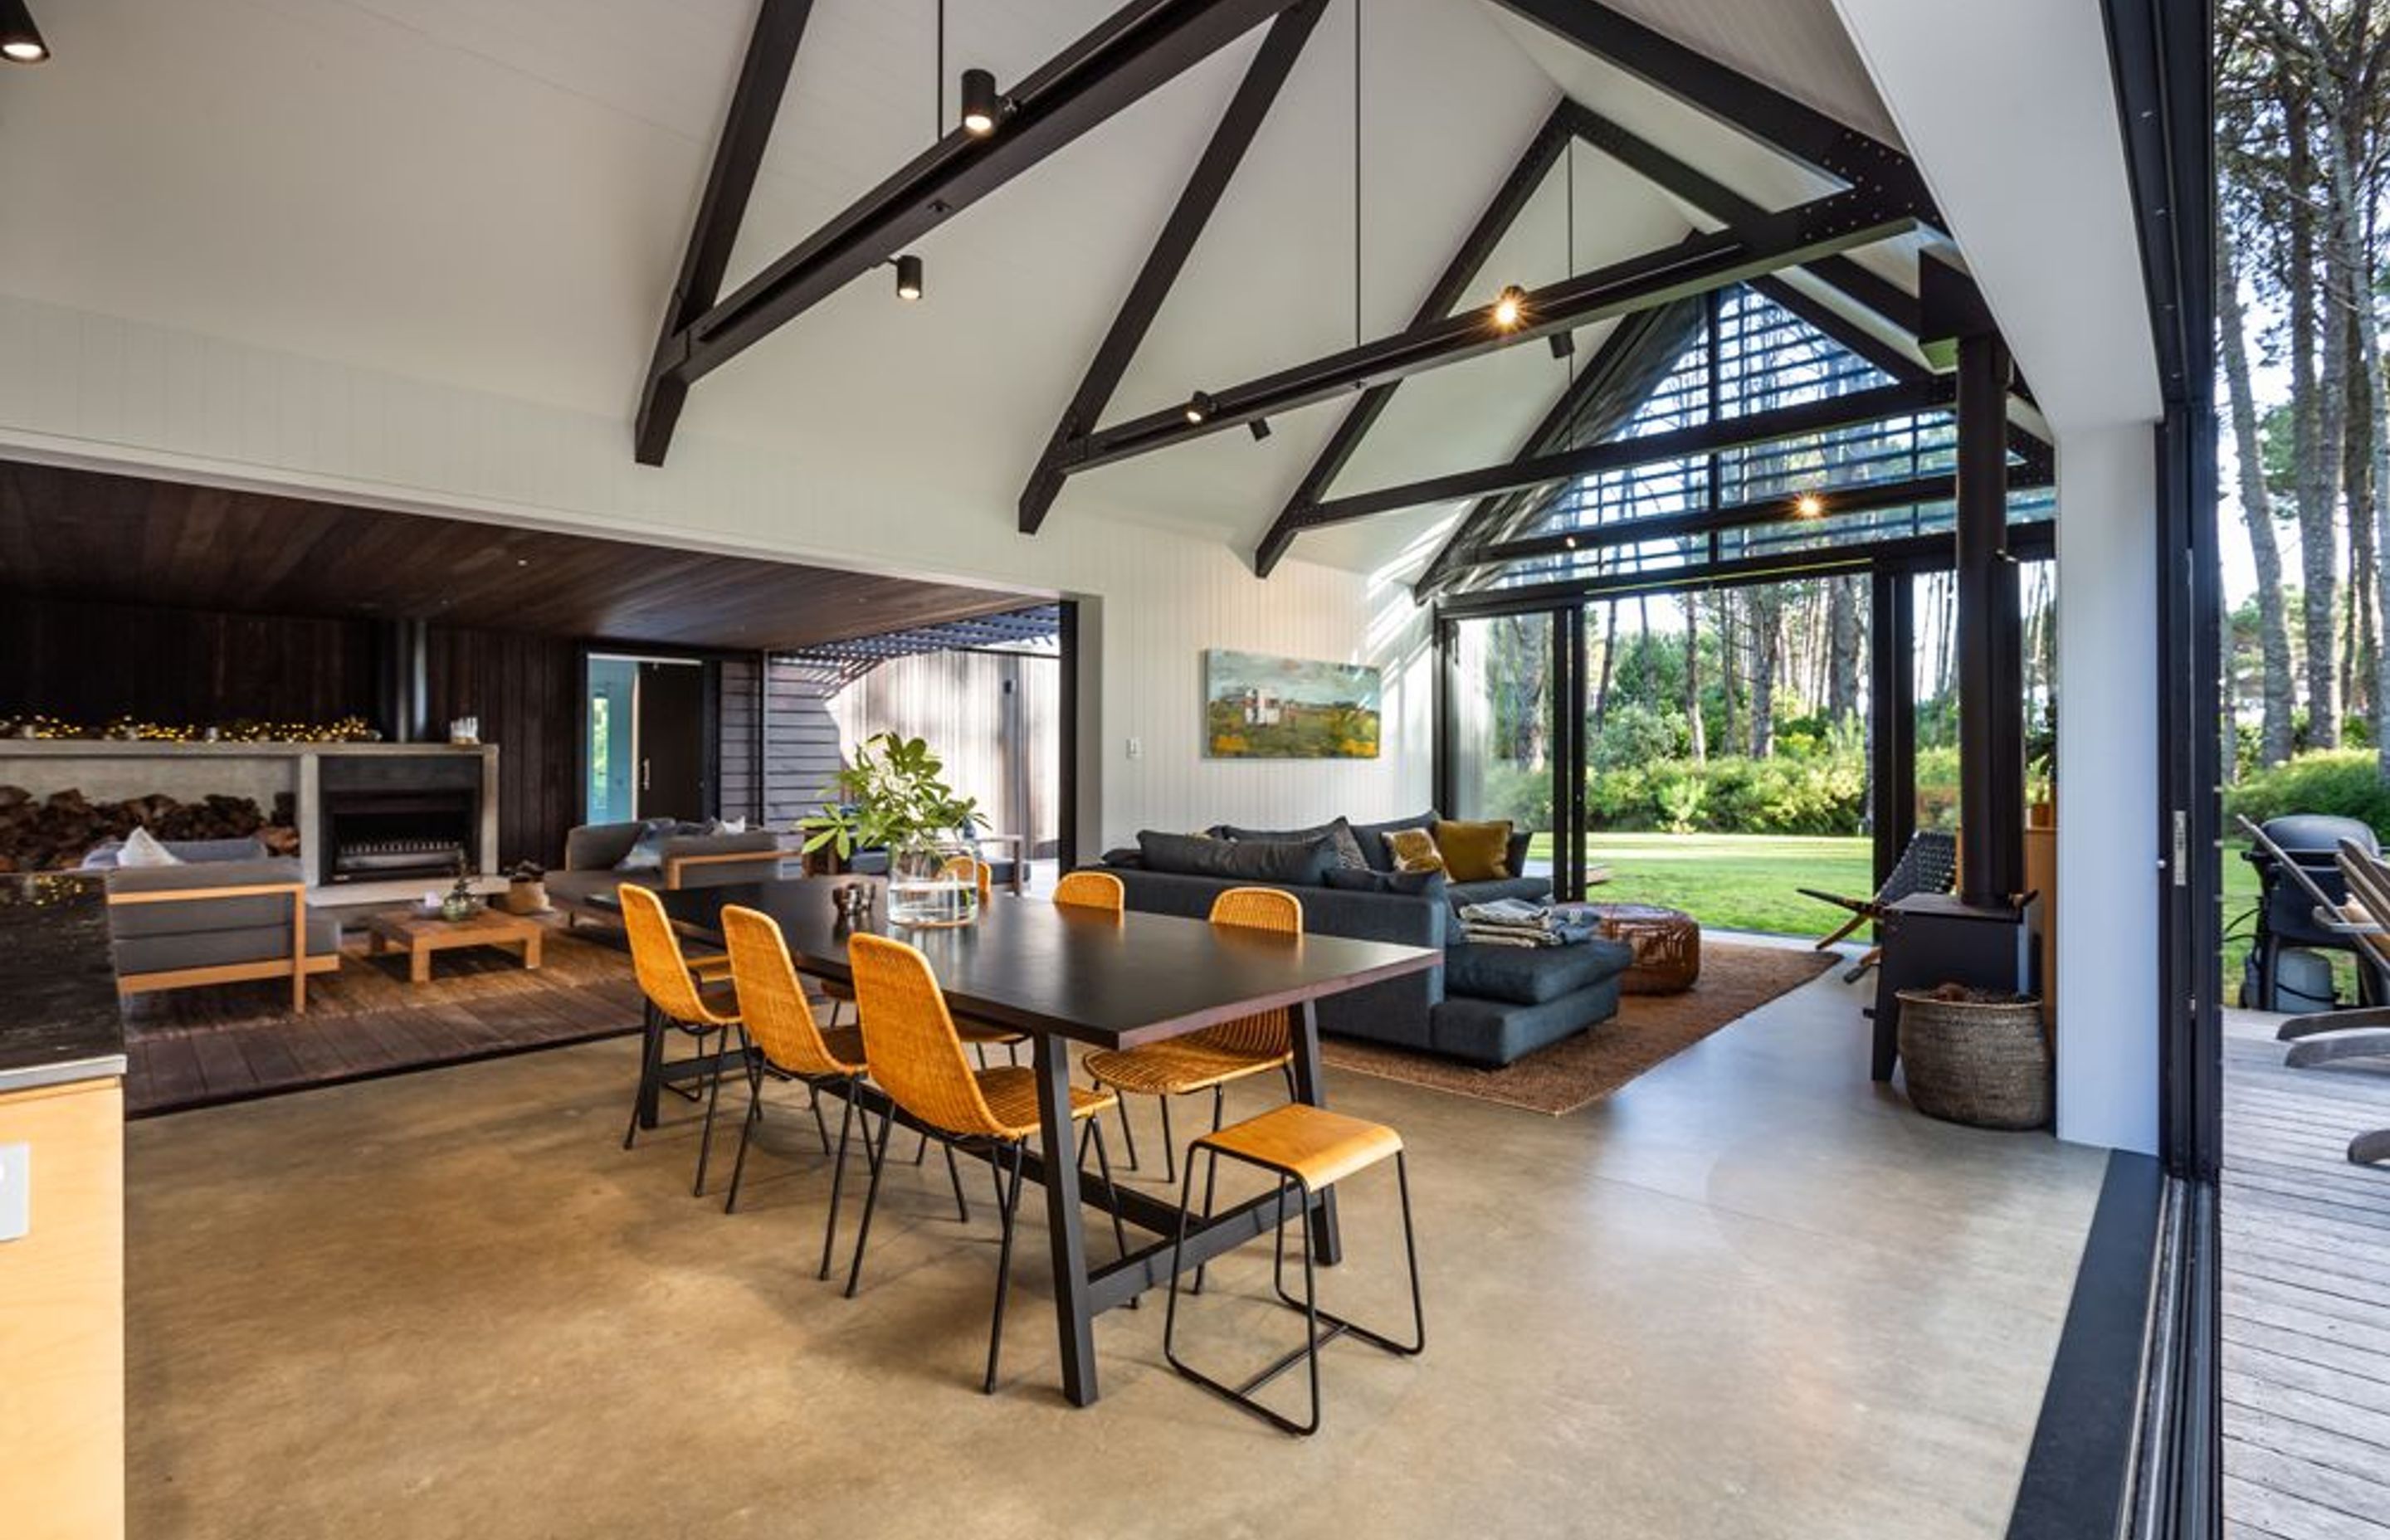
972,1065,1116,1138
620,883,749,1198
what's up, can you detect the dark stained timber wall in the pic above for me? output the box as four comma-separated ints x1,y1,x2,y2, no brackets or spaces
421,625,583,870
0,593,378,727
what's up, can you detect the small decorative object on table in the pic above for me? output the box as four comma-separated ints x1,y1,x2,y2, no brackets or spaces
1895,984,2051,1129
497,860,549,916
798,733,988,928
438,857,481,923
448,714,480,746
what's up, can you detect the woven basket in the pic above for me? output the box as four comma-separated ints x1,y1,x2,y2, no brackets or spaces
1895,988,2051,1130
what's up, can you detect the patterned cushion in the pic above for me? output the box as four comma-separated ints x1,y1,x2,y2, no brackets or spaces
1380,826,1446,875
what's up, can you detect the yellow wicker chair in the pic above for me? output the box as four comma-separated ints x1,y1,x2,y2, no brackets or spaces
719,905,886,1275
1053,870,1126,911
825,858,1022,1064
842,932,1130,1393
618,883,749,1197
1082,886,1301,1186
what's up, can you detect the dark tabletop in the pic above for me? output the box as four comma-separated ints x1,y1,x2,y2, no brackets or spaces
637,878,1441,1050
0,873,127,1087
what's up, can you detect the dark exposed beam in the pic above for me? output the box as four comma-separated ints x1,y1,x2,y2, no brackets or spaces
1563,103,1925,338
1249,103,1583,574
1019,0,1327,535
1285,375,1953,531
634,0,817,465
1412,300,1702,597
1434,520,2055,620
1448,464,2057,574
1486,0,1940,229
1063,186,1922,476
638,0,1301,465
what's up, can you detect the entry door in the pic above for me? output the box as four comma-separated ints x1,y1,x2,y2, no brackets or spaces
636,661,707,821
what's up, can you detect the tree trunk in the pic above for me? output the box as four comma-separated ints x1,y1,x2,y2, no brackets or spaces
1593,606,1618,728
2295,88,2346,746
1827,577,1861,724
1719,591,1744,753
1684,595,1706,763
2219,217,2299,765
1749,588,1781,758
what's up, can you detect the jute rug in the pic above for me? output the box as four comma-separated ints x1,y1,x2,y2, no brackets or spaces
1322,941,1838,1116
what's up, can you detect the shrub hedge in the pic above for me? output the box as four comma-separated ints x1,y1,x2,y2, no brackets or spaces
2225,749,2390,836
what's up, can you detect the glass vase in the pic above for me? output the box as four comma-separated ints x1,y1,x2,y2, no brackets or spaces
886,836,979,928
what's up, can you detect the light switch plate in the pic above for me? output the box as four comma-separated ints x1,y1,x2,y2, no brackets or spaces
1126,737,1143,760
0,1143,27,1242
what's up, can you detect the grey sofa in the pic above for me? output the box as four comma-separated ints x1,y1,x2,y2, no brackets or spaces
1092,811,1627,1066
100,839,343,1013
546,821,791,924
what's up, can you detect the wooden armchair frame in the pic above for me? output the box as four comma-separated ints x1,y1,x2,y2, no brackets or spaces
106,881,337,1015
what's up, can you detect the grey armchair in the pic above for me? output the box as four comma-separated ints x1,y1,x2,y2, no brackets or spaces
106,855,343,1013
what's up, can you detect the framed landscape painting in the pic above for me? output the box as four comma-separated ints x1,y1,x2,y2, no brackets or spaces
1203,649,1381,759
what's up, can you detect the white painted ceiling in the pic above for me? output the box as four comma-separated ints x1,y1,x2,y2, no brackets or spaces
0,0,2150,580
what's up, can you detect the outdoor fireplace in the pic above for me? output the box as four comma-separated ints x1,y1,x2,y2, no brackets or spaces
316,753,485,885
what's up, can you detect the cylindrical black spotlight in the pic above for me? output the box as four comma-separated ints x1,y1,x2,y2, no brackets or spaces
1247,417,1272,442
960,68,1002,136
894,254,924,301
1548,331,1575,360
1183,391,1216,426
1,0,51,62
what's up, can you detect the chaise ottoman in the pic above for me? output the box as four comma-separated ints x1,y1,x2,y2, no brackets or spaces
1426,935,1635,1066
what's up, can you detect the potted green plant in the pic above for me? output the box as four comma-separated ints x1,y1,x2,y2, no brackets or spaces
798,733,988,927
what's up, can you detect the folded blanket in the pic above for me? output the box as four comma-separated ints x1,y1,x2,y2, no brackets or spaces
1456,898,1602,949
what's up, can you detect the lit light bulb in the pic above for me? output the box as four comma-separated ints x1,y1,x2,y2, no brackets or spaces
1793,493,1827,519
1492,285,1528,330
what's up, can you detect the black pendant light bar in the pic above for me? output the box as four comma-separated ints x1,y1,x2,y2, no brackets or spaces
0,0,47,62
893,254,924,300
1015,0,1328,534
633,0,817,465
636,0,1305,465
1063,184,1922,478
1285,374,1953,533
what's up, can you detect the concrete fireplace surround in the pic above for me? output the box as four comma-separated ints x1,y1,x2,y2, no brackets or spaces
0,742,500,898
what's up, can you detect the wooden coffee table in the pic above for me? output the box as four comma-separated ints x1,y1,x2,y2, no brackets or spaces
363,907,544,984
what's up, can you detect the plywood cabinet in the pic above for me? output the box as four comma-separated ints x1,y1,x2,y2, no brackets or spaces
0,1076,124,1540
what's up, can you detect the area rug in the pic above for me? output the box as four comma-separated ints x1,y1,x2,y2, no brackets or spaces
1321,941,1838,1116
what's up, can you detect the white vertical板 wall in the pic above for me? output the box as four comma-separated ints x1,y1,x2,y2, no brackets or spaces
0,292,1435,852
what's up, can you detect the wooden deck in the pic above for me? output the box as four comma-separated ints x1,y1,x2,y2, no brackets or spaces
2222,1015,2390,1539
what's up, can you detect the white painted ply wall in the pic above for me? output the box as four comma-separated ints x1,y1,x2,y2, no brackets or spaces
0,292,1432,850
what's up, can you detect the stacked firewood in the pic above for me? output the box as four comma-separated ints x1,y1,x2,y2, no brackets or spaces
0,786,300,872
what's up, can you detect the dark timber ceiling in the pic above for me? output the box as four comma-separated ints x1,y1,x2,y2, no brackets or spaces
0,460,1036,651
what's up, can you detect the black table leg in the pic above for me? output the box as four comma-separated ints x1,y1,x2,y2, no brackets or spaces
1033,1033,1099,1406
1286,999,1343,1266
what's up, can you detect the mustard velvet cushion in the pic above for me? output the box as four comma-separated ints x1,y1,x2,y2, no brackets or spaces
1433,819,1514,882
1380,825,1446,875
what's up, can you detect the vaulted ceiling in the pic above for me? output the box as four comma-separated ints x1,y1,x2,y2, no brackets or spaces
0,0,2139,582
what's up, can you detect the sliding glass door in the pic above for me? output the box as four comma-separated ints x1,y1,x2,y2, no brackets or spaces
1443,612,1556,883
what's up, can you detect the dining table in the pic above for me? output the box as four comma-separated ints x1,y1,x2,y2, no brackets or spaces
616,875,1441,1407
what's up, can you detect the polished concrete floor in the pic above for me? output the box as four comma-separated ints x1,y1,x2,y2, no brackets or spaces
124,968,2106,1539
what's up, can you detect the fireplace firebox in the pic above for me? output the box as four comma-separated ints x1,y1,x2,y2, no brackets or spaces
316,754,486,885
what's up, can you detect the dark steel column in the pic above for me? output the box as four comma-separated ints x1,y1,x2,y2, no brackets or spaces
1954,329,2022,905
1869,568,1917,889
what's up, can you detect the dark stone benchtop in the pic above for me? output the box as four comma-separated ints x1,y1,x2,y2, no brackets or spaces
0,873,126,1093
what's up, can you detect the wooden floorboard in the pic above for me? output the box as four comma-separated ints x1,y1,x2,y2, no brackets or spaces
2223,1022,2390,1540
123,920,644,1116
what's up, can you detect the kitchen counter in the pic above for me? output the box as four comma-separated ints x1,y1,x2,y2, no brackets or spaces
0,873,126,1092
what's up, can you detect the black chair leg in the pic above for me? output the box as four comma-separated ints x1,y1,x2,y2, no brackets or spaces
817,1089,859,1280
693,1027,735,1198
1160,1094,1176,1187
943,1140,972,1224
721,1036,767,1215
1117,1099,1141,1172
843,1108,898,1299
1085,1115,1136,1308
984,1141,1027,1394
622,1005,663,1151
1193,1084,1226,1294
807,1085,832,1155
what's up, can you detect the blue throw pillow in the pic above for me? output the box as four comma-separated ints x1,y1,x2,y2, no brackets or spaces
614,817,683,873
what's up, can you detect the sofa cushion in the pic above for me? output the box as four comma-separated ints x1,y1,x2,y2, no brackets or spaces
1446,875,1555,909
1430,975,1624,1066
1434,819,1514,882
1136,830,1336,887
1350,809,1439,872
1218,817,1369,871
564,821,645,873
1325,867,1450,904
1379,825,1446,874
1445,936,1634,1005
118,826,183,867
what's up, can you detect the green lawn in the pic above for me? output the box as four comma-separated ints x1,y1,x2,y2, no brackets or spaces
1524,831,1875,938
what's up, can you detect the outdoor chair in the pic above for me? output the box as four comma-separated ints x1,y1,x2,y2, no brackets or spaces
2246,822,2390,1166
1799,828,1958,982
